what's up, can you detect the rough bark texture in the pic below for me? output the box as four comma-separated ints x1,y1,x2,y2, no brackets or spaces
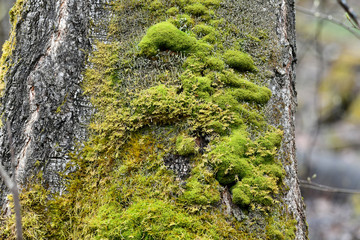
0,0,307,238
0,0,106,204
221,1,308,238
271,1,308,238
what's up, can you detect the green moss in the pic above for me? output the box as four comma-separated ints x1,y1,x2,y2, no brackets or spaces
180,166,221,205
220,69,272,104
92,199,201,239
211,128,252,185
256,129,283,150
216,155,253,185
232,175,277,207
139,22,197,56
231,182,251,207
266,215,297,240
230,88,271,105
202,32,217,43
193,24,215,36
201,0,221,7
176,135,197,155
0,0,26,94
182,75,213,99
211,89,240,110
166,7,179,16
9,0,25,25
0,0,297,239
183,56,206,73
168,14,195,30
209,127,284,207
224,50,258,72
184,3,208,16
192,40,213,57
205,56,225,71
177,0,221,8
149,0,163,11
131,84,195,124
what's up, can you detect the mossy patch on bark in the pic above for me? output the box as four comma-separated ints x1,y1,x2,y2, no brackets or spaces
0,0,297,239
0,0,26,96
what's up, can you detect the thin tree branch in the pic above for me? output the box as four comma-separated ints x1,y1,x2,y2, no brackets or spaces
337,0,360,29
0,122,23,240
6,121,23,240
296,5,360,40
0,163,22,239
300,180,360,194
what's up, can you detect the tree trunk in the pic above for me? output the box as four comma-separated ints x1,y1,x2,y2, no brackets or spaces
0,0,307,239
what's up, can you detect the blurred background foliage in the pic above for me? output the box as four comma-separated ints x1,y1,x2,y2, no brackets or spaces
0,0,15,56
297,0,360,239
1,0,360,239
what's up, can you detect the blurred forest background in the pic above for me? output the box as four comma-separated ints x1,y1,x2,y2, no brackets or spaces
297,0,360,239
0,0,14,56
1,0,360,239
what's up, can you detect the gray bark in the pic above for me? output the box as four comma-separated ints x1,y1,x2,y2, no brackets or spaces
271,1,308,238
0,0,307,239
0,0,105,204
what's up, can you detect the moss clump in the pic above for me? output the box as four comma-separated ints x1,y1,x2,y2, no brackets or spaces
177,0,221,8
224,50,257,72
131,84,195,124
192,40,213,57
266,215,297,240
206,56,225,71
193,24,218,43
0,0,26,94
176,135,197,155
183,56,206,73
180,166,221,205
211,127,252,185
93,199,201,239
184,3,208,16
210,128,284,208
202,0,221,7
166,7,179,16
149,0,163,11
193,24,215,36
220,70,271,104
139,22,196,56
168,14,195,30
181,75,213,99
231,174,278,207
231,183,251,207
0,0,297,239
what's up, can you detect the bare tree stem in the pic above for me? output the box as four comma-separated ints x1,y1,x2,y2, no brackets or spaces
0,122,23,240
296,5,360,40
300,179,360,194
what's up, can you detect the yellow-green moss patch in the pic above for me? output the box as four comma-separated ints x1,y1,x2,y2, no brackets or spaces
224,50,258,72
0,0,297,239
139,22,197,56
176,134,197,155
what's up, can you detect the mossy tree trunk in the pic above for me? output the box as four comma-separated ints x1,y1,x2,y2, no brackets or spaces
0,0,307,239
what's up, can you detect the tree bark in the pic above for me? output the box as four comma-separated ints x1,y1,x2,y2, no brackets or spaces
0,0,307,239
0,0,101,202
